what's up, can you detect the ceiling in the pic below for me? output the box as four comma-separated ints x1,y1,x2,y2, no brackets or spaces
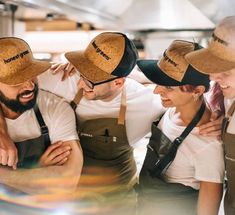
1,0,235,31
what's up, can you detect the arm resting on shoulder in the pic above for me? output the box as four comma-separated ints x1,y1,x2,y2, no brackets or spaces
0,139,83,195
197,181,223,215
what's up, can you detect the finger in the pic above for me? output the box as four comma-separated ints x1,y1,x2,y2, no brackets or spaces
7,150,17,167
199,124,222,135
51,64,67,74
69,67,76,76
52,151,70,164
61,70,71,81
56,157,68,166
0,151,8,166
47,146,71,160
50,63,59,69
199,120,222,131
200,131,221,137
43,141,63,157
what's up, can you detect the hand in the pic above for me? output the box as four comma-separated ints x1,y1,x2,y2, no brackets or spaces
0,135,18,170
38,141,71,167
50,63,77,81
199,111,224,139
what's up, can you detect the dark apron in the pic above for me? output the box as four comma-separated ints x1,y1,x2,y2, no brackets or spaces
138,119,198,215
222,101,235,215
70,88,137,214
15,104,51,169
0,104,50,196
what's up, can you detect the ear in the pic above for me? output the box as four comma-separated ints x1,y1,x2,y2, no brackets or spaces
192,85,206,97
114,77,125,88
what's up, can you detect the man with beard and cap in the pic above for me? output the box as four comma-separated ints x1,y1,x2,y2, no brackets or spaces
0,37,83,196
186,16,235,215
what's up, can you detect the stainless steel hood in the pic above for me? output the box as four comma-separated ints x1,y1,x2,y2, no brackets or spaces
118,0,215,30
2,0,215,30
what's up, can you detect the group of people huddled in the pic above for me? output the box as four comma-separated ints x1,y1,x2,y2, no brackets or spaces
0,16,234,215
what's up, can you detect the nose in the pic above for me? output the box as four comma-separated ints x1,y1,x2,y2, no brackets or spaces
209,73,221,82
153,85,164,94
77,77,86,88
21,79,35,91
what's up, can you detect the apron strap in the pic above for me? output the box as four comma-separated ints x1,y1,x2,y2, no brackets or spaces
70,88,83,110
33,104,50,147
227,100,235,118
118,86,126,125
71,86,127,125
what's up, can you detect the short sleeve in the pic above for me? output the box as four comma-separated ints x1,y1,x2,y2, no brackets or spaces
49,99,79,143
194,141,225,183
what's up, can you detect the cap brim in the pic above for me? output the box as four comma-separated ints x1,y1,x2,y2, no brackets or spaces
65,51,116,83
186,48,235,74
1,60,51,85
137,60,183,86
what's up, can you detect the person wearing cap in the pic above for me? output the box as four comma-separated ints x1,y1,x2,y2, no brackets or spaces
137,40,224,215
186,16,235,215
0,37,83,195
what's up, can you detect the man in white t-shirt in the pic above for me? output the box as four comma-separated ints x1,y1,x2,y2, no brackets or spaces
0,37,83,196
186,16,235,215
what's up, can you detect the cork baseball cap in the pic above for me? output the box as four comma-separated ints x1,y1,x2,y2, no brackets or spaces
186,16,235,74
0,37,51,85
137,40,210,88
65,32,138,83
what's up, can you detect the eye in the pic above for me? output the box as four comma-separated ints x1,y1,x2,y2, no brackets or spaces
165,86,173,90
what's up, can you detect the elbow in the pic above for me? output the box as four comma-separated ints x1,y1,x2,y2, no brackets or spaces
62,157,83,193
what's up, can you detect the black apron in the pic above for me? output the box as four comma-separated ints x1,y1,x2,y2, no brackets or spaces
0,104,50,200
15,104,51,169
137,102,206,215
70,88,137,215
137,120,198,215
222,101,235,215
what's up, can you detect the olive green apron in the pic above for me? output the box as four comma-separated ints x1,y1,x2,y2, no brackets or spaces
70,87,137,214
137,119,198,215
222,101,235,215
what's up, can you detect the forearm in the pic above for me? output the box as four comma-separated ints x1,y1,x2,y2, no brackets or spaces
197,182,223,215
0,105,8,134
0,165,71,194
0,140,83,194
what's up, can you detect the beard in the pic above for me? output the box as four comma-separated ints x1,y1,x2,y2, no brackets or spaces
0,84,38,114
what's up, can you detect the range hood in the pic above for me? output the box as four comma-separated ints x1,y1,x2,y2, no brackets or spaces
2,0,215,30
118,0,215,31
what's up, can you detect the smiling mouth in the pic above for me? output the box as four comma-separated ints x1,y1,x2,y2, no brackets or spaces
20,91,34,99
83,89,93,94
161,97,170,101
220,84,230,89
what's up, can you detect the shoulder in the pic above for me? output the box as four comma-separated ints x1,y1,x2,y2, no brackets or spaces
37,89,72,113
38,70,79,101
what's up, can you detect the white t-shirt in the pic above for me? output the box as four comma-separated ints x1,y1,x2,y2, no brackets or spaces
6,90,78,143
158,108,225,190
224,98,235,134
38,70,165,148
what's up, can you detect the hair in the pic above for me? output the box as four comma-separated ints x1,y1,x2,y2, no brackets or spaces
207,82,225,114
179,83,225,114
179,84,210,93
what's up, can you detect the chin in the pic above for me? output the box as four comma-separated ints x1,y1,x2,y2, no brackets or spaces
222,89,235,99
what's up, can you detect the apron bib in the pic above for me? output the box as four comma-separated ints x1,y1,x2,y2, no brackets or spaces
15,104,51,168
138,117,199,215
222,101,235,215
70,88,137,194
1,104,50,195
